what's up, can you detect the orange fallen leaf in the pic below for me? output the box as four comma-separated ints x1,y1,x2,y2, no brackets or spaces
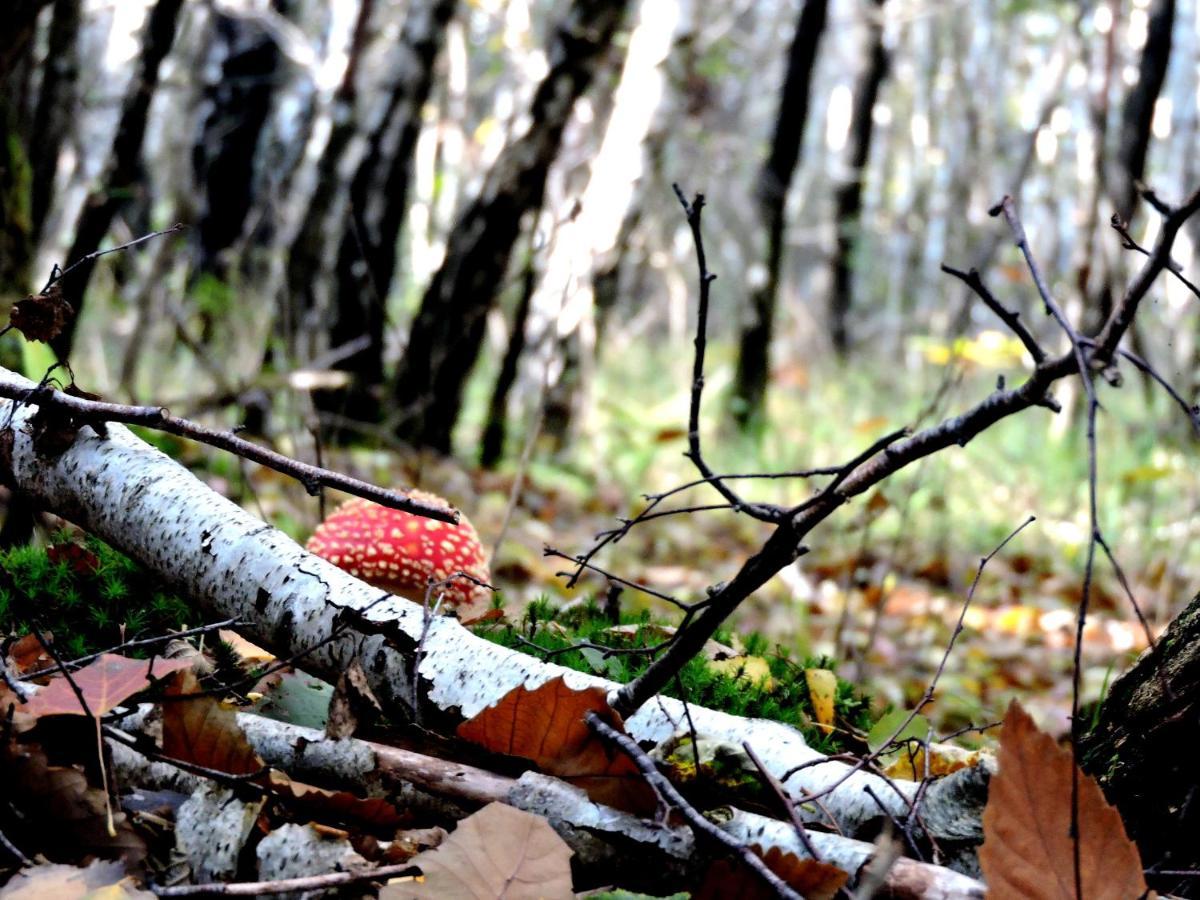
24,653,190,719
980,701,1152,900
457,677,654,814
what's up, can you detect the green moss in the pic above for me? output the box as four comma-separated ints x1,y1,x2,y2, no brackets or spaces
0,532,192,658
474,598,873,754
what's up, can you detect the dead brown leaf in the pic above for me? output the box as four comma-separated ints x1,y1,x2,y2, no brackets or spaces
695,845,849,900
9,284,74,343
979,701,1151,900
456,677,654,814
24,653,190,719
382,802,573,900
326,660,381,740
161,671,264,777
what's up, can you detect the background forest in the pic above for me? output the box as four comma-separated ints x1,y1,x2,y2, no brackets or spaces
2,0,1200,894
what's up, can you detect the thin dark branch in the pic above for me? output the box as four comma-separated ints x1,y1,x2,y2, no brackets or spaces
22,618,241,681
44,223,186,292
585,712,802,900
0,379,458,522
1109,213,1200,299
545,547,694,609
672,184,783,525
940,264,1046,363
743,740,822,861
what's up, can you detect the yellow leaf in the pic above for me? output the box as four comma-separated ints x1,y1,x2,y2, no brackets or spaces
884,742,993,781
804,668,838,734
710,656,776,691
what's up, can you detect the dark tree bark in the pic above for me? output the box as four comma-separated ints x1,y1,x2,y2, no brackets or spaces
480,257,535,469
51,0,185,362
730,0,828,430
191,3,289,278
828,0,889,357
28,0,81,245
281,0,374,351
390,0,631,454
1080,592,1200,896
0,0,53,80
315,0,457,432
1109,0,1174,225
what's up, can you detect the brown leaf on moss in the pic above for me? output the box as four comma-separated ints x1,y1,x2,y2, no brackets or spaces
456,677,655,814
9,284,74,343
384,802,573,900
980,701,1152,900
695,845,849,900
160,671,264,777
24,653,189,719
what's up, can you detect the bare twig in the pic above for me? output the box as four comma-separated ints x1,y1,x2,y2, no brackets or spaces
585,711,802,900
150,863,418,896
672,185,784,525
940,264,1046,363
0,378,457,522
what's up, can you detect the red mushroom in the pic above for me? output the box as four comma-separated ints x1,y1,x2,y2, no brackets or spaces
305,490,491,611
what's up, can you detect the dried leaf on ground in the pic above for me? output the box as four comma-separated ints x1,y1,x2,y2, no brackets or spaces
267,771,408,830
383,802,573,900
161,670,264,777
23,653,189,719
979,701,1151,900
0,859,153,899
884,742,993,781
326,660,382,740
1,730,146,865
695,845,849,900
456,677,654,814
4,633,54,676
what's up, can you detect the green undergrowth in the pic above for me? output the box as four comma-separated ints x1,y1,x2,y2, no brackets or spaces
0,533,191,660
475,598,872,754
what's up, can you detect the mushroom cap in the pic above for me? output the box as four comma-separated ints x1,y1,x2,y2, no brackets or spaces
305,491,491,610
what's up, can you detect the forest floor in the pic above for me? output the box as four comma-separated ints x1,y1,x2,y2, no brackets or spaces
192,338,1200,743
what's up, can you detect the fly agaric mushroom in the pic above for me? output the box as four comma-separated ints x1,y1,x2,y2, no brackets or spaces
305,490,491,611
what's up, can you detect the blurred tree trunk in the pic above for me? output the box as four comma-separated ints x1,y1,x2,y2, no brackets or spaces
28,0,81,246
282,0,374,355
51,0,185,362
828,0,889,357
731,0,828,431
1093,0,1174,323
1080,591,1200,895
191,2,290,280
0,0,48,307
390,0,631,454
316,0,458,434
480,256,536,469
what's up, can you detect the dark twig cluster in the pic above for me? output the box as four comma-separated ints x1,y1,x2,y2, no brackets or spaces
554,182,1200,733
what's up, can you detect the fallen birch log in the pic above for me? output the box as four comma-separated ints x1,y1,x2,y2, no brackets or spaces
110,707,985,899
0,368,982,850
